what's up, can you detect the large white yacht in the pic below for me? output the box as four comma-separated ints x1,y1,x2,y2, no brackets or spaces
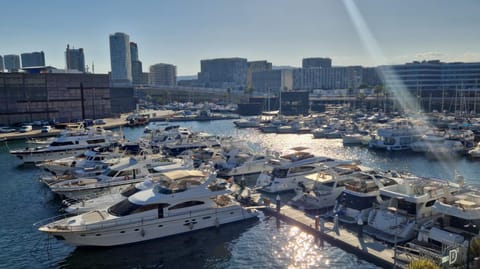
410,133,465,155
37,149,125,176
64,169,207,214
404,182,478,268
37,173,258,247
217,152,273,180
48,155,193,200
288,163,362,210
10,126,121,164
363,177,460,244
255,150,356,193
368,120,422,151
333,170,404,224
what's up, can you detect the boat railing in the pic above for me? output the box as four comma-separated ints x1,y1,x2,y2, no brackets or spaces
38,207,226,232
33,213,74,228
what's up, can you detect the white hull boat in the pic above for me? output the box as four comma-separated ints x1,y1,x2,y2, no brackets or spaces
37,174,258,247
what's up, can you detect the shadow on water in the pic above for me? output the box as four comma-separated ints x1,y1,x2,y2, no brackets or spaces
56,218,258,269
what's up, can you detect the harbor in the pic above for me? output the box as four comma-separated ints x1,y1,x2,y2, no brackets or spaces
1,115,480,268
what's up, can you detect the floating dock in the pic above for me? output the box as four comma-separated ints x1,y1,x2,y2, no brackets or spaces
261,204,403,269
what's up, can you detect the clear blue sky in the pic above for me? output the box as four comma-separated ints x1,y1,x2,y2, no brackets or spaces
1,0,479,75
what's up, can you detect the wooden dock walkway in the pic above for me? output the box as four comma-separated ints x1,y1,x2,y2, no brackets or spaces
261,204,402,269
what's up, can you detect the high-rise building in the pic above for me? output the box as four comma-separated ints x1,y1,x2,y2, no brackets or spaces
362,67,381,87
129,42,143,85
0,55,3,72
109,32,132,87
130,42,138,61
65,45,85,72
3,54,20,72
293,66,363,90
198,57,247,89
247,60,272,88
21,51,45,67
149,63,176,86
377,60,480,94
302,57,332,69
252,69,293,95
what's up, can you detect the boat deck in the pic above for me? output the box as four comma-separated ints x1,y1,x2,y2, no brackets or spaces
262,204,404,268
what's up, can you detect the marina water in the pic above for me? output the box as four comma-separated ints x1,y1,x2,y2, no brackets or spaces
1,119,479,268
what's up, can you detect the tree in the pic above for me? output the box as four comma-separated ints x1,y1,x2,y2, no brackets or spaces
407,258,439,269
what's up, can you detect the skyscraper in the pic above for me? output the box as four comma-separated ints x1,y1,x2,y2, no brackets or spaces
130,42,143,85
149,63,177,86
65,45,85,72
302,57,332,69
21,51,45,67
198,58,247,89
130,42,138,61
0,55,4,72
3,54,20,72
109,32,132,87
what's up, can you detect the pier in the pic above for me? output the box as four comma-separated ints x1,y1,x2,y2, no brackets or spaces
261,204,401,269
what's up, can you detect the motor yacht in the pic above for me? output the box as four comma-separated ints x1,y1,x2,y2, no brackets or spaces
404,180,477,268
64,169,208,214
333,170,404,224
233,118,260,128
37,173,258,246
410,133,465,155
10,126,121,164
217,151,274,180
48,155,193,200
288,163,362,210
368,120,422,151
363,176,460,244
255,149,358,193
37,149,125,176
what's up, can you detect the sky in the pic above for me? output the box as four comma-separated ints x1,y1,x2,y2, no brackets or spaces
1,0,479,76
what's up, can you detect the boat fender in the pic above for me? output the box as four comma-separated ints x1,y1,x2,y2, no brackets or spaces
215,218,220,228
141,228,145,237
124,175,130,180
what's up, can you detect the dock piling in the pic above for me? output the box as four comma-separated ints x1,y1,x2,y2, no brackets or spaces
334,214,340,235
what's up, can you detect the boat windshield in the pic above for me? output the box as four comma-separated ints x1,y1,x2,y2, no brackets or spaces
272,168,288,178
121,186,141,197
108,199,142,217
103,168,119,177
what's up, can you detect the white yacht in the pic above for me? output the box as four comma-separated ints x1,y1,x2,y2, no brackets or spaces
64,169,208,214
363,177,459,244
255,150,358,193
38,149,124,176
10,126,121,163
410,133,465,155
405,182,478,268
48,155,193,200
163,132,221,156
468,142,480,158
368,120,422,151
333,170,404,224
233,118,260,128
218,152,273,180
288,163,362,210
37,173,258,247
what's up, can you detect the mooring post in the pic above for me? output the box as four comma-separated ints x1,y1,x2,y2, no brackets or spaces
315,215,319,230
320,218,325,232
276,195,281,213
334,214,340,235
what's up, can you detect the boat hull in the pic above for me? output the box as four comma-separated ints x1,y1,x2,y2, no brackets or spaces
41,207,257,247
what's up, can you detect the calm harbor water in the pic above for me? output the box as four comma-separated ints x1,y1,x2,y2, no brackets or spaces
1,119,480,269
